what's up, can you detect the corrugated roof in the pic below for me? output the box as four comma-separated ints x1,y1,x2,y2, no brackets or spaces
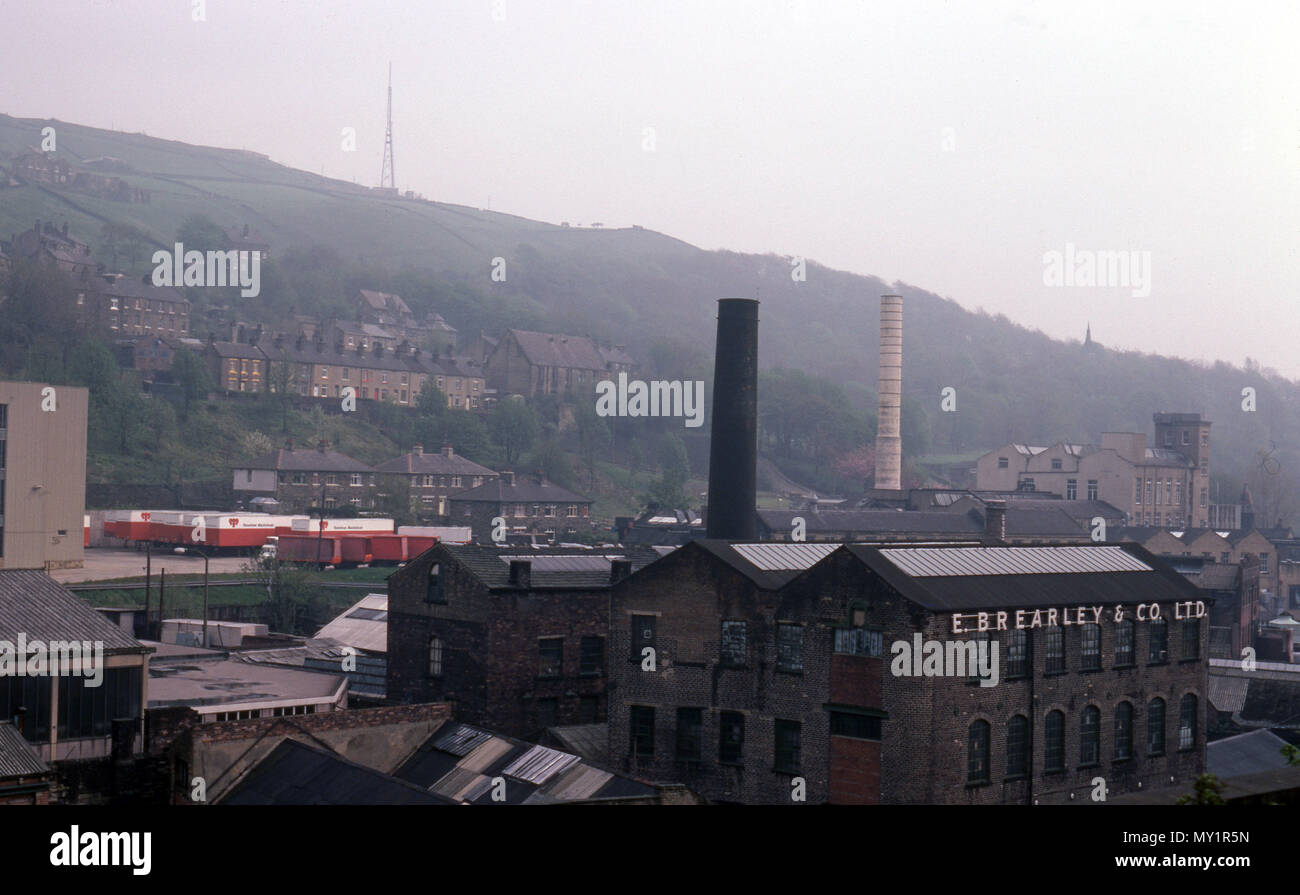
498,554,625,572
0,722,49,778
1208,675,1250,714
501,744,581,785
219,739,453,805
0,570,145,652
731,542,840,571
877,545,1151,577
432,723,493,756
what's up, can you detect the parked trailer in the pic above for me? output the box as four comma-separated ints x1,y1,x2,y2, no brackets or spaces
276,534,343,565
104,510,166,542
289,517,395,535
398,526,472,545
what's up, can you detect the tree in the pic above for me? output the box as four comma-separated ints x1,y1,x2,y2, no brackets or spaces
1175,773,1226,805
176,214,227,252
416,383,447,416
100,221,152,273
265,361,295,432
490,398,538,465
171,348,212,420
248,557,322,636
640,432,690,511
574,400,612,490
528,439,575,488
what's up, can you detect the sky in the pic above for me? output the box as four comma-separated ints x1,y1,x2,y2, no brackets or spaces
4,0,1298,375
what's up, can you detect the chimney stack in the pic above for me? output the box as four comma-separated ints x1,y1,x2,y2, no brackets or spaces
442,444,454,458
412,444,423,456
873,294,903,490
610,558,632,585
706,298,759,540
985,500,1007,542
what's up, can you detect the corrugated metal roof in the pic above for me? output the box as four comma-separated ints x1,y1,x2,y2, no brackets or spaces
1208,675,1250,714
501,744,580,785
458,736,516,773
0,570,144,651
545,763,613,801
0,722,49,778
431,766,491,801
432,723,493,756
731,542,839,571
878,545,1152,578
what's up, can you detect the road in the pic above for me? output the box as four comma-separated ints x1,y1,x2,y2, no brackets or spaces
50,549,255,584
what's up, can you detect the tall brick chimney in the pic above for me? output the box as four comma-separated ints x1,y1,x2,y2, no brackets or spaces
873,294,903,490
706,298,759,540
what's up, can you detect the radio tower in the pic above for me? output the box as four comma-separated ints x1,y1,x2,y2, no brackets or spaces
380,63,396,191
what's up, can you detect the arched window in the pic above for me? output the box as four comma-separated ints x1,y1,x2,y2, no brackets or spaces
1147,698,1166,755
425,562,444,604
428,635,443,678
1006,715,1028,778
1179,694,1197,750
1114,702,1133,760
968,720,990,783
1080,705,1100,765
1045,710,1065,772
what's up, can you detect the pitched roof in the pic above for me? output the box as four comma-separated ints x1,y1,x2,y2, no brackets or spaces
206,340,263,359
238,446,374,473
91,275,186,303
313,594,388,654
219,738,454,805
0,570,145,652
507,329,610,370
372,448,497,476
357,289,411,316
450,475,590,504
436,544,661,589
0,722,50,778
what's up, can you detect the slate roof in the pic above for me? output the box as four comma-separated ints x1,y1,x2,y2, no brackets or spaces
373,448,497,476
1208,729,1293,778
449,476,590,504
357,289,411,316
507,329,612,370
238,446,373,473
1188,563,1241,591
207,340,263,359
438,544,661,589
545,724,609,764
92,274,186,303
394,721,654,804
219,739,454,805
0,570,146,652
0,722,49,778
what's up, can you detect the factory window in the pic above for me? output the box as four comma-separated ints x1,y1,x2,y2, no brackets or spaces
536,698,558,729
1045,626,1064,674
967,720,989,783
1006,629,1028,678
1178,695,1197,750
968,631,992,683
537,638,563,678
1260,553,1270,574
1081,623,1101,670
427,636,442,677
1115,618,1135,666
579,636,604,677
1018,477,1035,491
630,614,656,660
1147,698,1166,755
425,563,445,604
1006,715,1028,778
719,712,744,765
831,711,882,741
58,667,142,739
1135,477,1142,504
342,367,350,380
1080,706,1100,766
1051,458,1062,470
774,719,802,774
720,620,747,667
834,624,883,657
998,457,1008,469
1044,711,1065,772
1087,480,1098,500
1148,617,1168,664
1115,702,1134,760
1222,552,1230,563
1066,479,1077,500
776,623,803,673
675,708,703,762
1181,618,1199,659
1201,433,1208,447
629,706,655,759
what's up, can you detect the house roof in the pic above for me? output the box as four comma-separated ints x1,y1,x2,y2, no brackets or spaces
0,570,145,652
372,448,497,476
0,722,50,779
450,475,590,504
92,274,186,303
357,289,411,316
219,738,454,805
238,446,374,473
206,340,263,360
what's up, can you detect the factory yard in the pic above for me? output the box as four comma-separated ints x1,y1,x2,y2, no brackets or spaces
50,548,253,584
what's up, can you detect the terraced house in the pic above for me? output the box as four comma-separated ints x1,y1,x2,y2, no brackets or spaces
374,444,497,518
608,540,1207,805
485,328,636,398
232,440,377,512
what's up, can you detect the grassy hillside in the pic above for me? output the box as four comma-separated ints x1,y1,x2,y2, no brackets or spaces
4,113,1297,524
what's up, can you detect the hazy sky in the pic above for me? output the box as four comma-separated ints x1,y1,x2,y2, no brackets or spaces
5,1,1298,374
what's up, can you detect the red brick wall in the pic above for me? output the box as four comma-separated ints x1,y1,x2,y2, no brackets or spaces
830,654,881,707
829,736,880,804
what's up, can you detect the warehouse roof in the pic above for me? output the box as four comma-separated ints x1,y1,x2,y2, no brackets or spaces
219,739,453,805
0,722,49,779
313,594,388,654
0,570,146,652
437,544,662,589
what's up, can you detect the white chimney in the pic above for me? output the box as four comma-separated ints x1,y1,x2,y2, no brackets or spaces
874,294,903,490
